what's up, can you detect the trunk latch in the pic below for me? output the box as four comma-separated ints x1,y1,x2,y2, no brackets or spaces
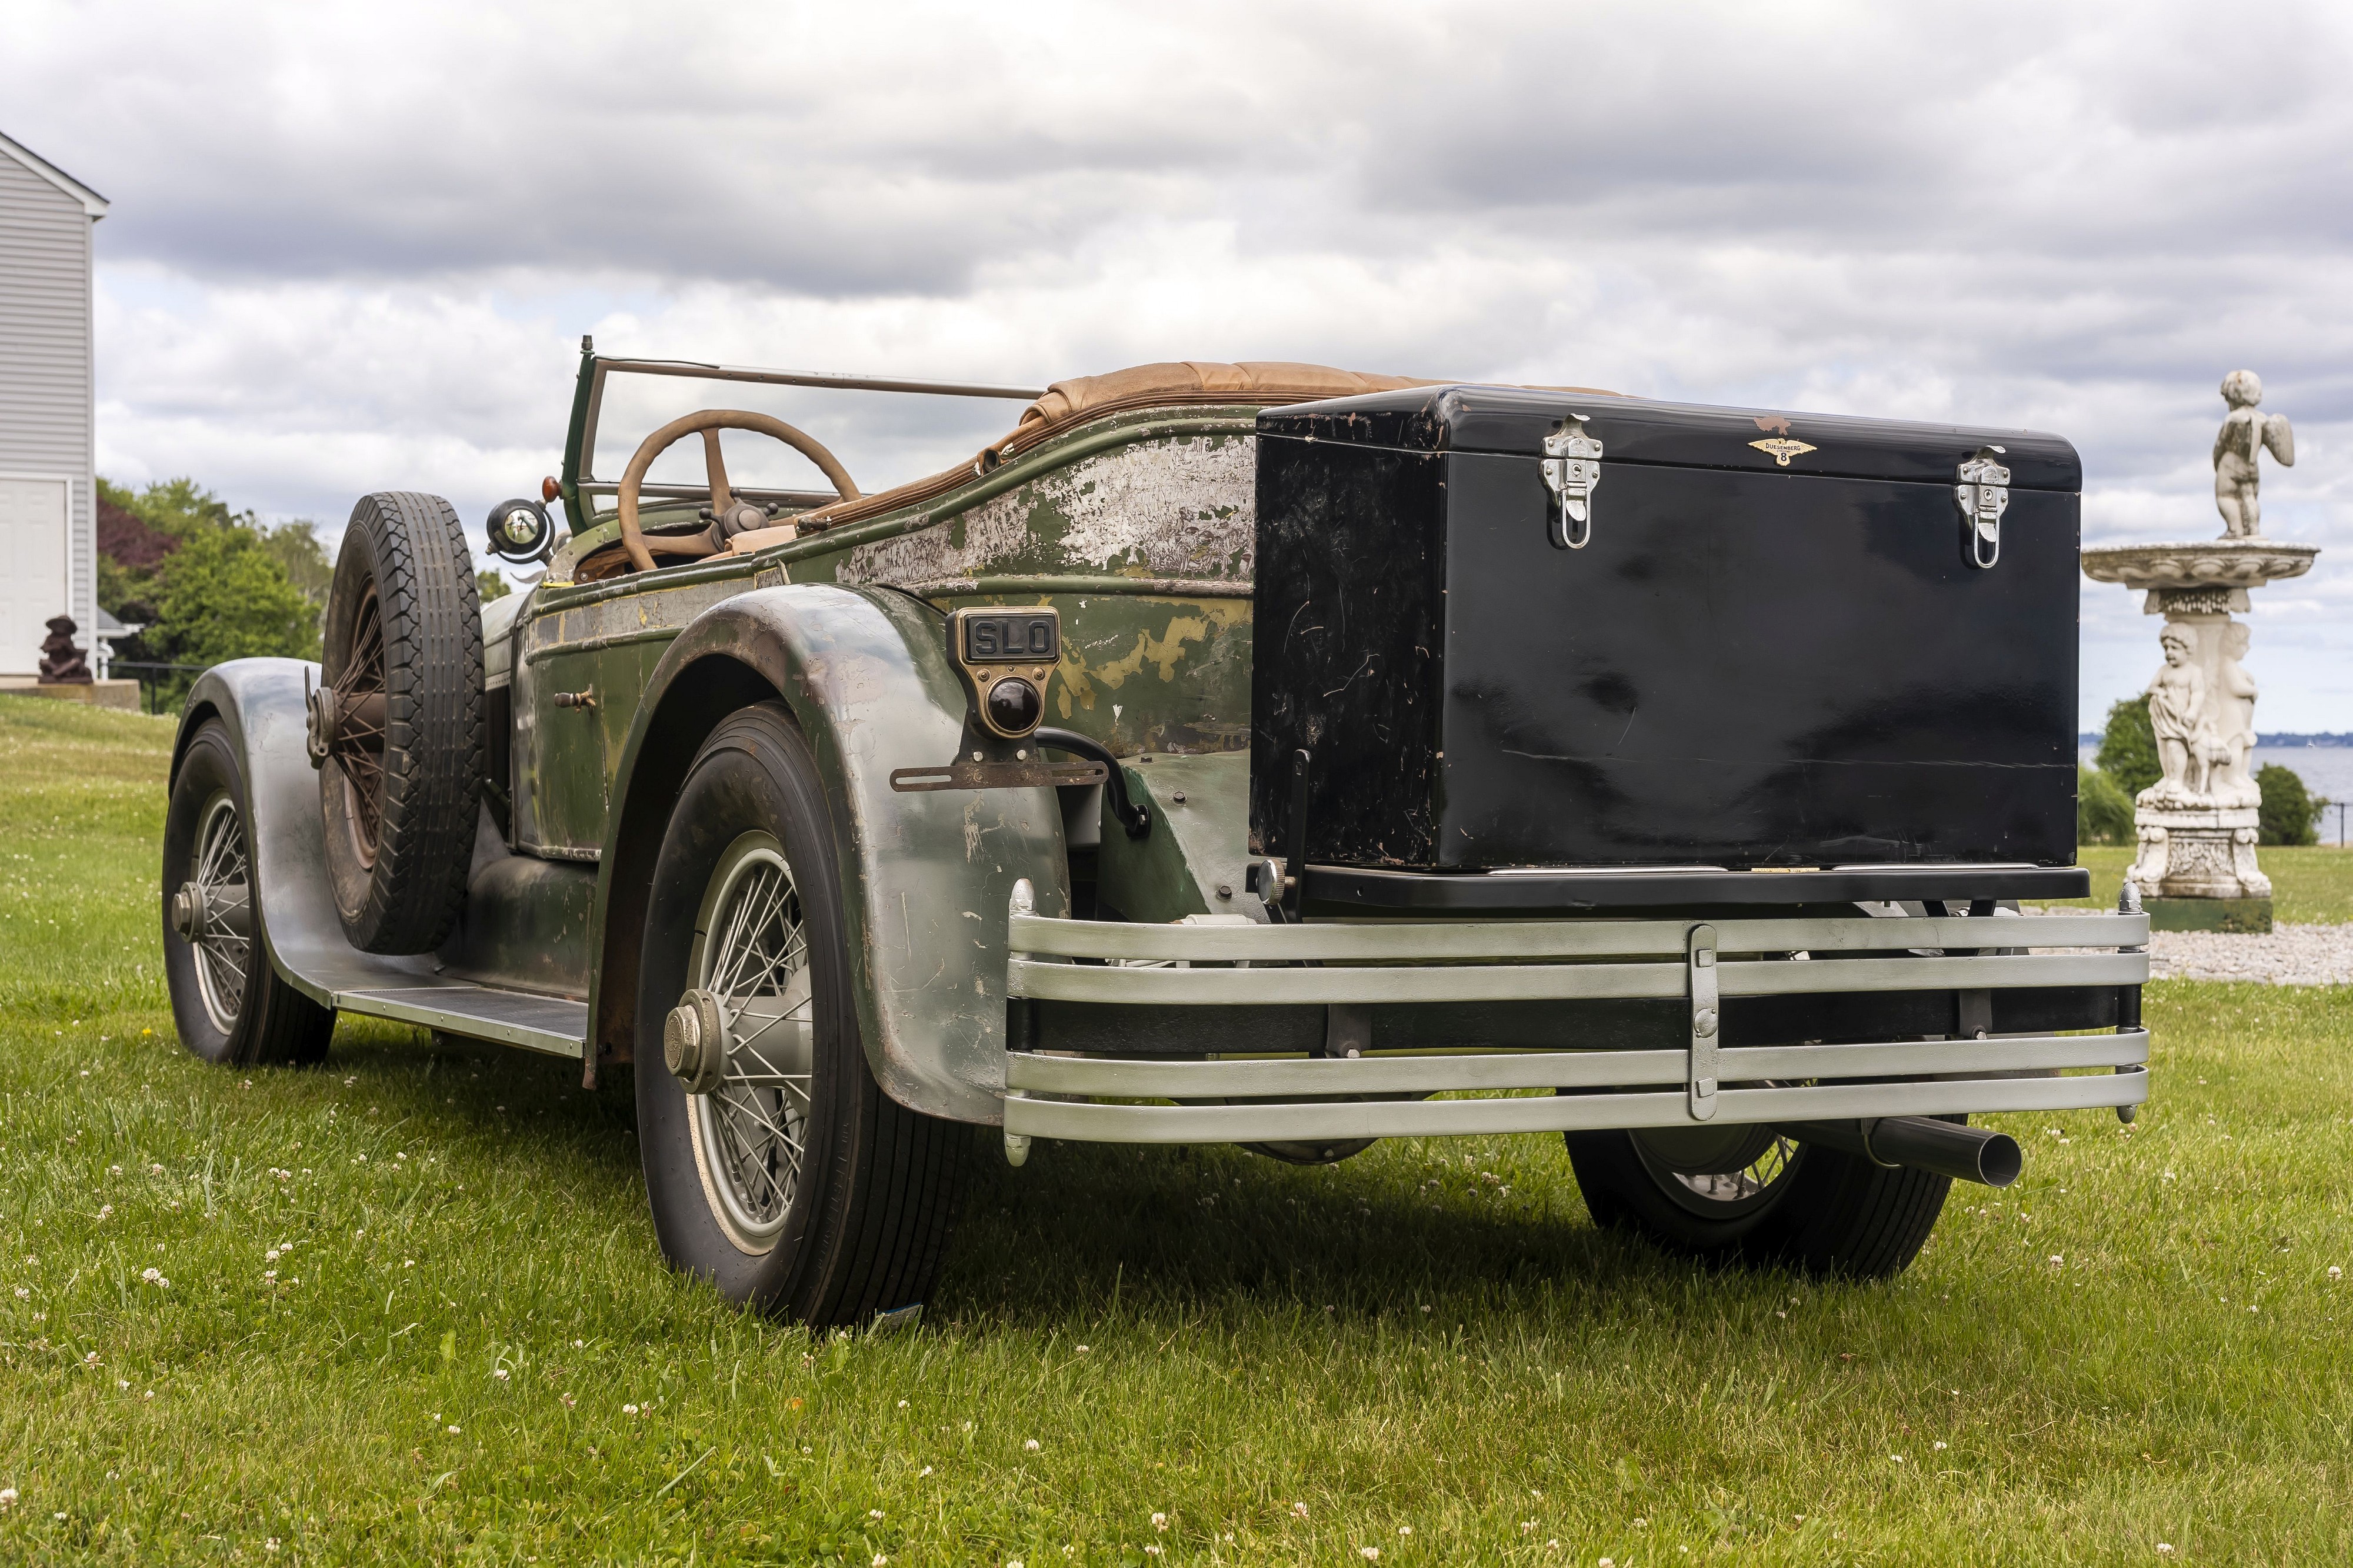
1955,446,2010,569
1541,422,1604,549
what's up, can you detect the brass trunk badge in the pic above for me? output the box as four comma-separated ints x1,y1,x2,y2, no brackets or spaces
1749,437,1818,467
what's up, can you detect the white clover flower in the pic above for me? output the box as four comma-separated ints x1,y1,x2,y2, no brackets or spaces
2157,1547,2174,1557
1399,1524,1412,1536
872,1556,888,1567
12,1288,26,1299
1361,1549,1379,1562
623,1403,639,1414
265,1250,280,1263
559,1393,576,1409
0,1486,15,1509
869,1510,885,1521
108,1165,122,1176
1075,1345,1088,1354
266,1539,280,1552
446,1425,461,1434
1144,1548,1162,1558
1934,1441,1948,1451
2049,1255,2064,1267
264,1270,277,1280
1151,1512,1167,1530
1023,1439,1041,1452
1632,1518,1647,1528
918,1466,932,1477
97,1205,112,1219
2328,1266,2342,1281
493,1369,510,1381
84,1352,99,1365
1292,1502,1309,1519
898,1399,909,1409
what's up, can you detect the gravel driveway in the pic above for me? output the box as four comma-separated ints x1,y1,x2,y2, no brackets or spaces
2144,923,2353,986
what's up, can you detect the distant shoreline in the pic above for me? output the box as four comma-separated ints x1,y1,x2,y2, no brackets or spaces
2079,732,2353,748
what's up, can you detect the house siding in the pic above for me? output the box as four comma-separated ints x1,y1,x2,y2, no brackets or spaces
0,146,98,672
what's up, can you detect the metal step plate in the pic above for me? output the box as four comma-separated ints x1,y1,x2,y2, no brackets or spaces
337,983,588,1057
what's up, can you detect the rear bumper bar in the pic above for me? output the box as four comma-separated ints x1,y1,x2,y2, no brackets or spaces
1002,904,2149,1144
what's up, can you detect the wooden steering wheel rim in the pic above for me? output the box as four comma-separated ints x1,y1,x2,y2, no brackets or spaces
615,408,861,573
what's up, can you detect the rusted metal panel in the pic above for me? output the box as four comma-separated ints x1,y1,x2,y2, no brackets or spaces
836,433,1255,586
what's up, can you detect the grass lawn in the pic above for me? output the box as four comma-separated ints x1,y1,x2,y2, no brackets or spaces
3,692,2349,1565
2047,845,2353,923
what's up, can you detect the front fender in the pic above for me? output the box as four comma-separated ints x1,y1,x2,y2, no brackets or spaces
169,659,441,1006
591,585,1069,1125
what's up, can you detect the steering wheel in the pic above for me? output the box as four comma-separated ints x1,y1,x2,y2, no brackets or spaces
616,409,861,573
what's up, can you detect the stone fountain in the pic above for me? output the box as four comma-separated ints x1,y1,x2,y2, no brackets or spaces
2081,370,2319,932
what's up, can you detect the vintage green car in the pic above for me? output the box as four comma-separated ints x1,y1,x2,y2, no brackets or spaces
162,345,2151,1325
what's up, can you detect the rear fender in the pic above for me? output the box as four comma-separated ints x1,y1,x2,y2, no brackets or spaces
590,584,1069,1123
168,660,442,1005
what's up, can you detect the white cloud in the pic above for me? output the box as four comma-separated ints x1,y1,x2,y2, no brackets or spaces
13,0,2352,723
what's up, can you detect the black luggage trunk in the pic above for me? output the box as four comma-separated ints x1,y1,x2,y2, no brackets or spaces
1248,386,2082,874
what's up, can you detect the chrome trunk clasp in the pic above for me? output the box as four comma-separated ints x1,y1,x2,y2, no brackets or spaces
1541,419,1604,549
1955,446,2010,569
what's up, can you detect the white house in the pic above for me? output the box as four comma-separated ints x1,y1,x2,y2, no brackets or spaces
0,129,107,679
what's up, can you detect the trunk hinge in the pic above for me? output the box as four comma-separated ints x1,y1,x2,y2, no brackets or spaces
1542,421,1604,549
1688,923,1720,1120
1955,447,2010,569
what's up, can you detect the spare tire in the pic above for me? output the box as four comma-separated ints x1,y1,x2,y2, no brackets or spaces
314,491,484,953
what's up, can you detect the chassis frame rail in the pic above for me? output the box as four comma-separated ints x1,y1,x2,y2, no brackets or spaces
1002,904,2150,1144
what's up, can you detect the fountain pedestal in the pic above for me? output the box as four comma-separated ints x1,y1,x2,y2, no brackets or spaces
2080,539,2319,933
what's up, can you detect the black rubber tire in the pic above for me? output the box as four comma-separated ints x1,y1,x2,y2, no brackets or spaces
1566,1123,1954,1279
635,702,964,1325
319,491,484,954
162,721,336,1067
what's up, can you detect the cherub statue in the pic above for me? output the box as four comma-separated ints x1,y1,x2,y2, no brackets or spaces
2214,369,2294,538
2142,623,2215,805
2202,619,2260,805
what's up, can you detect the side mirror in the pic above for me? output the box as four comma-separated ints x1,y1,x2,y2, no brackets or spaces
485,498,555,564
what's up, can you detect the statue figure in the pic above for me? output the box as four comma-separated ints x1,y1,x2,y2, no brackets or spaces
2142,623,2214,805
37,615,92,685
2204,619,2260,805
2214,369,2294,538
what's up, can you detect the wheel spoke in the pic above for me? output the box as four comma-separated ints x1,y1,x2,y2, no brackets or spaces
691,842,819,1243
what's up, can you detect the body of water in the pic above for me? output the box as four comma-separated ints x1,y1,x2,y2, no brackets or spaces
2078,744,2353,842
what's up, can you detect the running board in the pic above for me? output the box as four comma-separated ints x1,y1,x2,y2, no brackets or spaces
336,983,589,1058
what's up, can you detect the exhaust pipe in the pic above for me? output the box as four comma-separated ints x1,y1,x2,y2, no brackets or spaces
1778,1117,2022,1188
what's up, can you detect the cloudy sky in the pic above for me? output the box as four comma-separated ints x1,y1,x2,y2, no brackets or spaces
11,0,2351,727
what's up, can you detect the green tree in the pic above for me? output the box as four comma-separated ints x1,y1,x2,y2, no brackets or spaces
144,525,321,710
95,478,322,708
2257,763,2319,846
261,520,335,613
2096,696,2160,799
2077,764,2134,847
476,569,512,603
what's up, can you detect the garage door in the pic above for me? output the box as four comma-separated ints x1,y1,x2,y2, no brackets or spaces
0,478,69,678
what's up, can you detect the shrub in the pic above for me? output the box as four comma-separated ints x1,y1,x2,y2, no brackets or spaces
2096,696,2159,799
2078,765,2135,846
2257,763,2319,846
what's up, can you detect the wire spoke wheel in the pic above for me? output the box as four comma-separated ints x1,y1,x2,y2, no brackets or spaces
1644,1130,1801,1213
188,792,252,1035
327,580,389,863
687,835,814,1253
